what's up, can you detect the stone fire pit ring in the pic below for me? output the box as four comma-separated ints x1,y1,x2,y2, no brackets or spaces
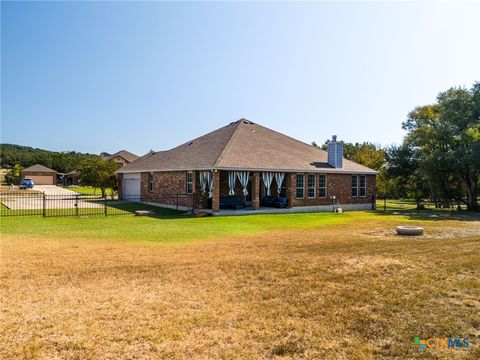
396,226,424,236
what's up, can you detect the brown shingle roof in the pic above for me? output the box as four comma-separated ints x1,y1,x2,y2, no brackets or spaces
21,164,57,173
106,150,139,163
117,119,377,174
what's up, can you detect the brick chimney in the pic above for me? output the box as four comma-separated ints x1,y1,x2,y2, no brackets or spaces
327,135,343,168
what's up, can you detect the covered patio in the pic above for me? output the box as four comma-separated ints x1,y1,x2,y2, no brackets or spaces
195,170,291,212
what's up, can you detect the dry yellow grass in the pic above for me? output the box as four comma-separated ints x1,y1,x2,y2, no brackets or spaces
1,217,479,359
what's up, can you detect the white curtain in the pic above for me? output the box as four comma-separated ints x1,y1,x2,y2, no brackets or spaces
262,172,274,196
199,171,207,194
200,171,214,198
206,171,214,198
228,171,236,196
236,171,250,196
274,172,285,196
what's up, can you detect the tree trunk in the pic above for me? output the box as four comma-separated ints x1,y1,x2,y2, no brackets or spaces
464,178,477,211
460,170,478,211
466,187,478,211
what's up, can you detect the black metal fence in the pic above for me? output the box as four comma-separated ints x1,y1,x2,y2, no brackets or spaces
376,197,477,217
0,191,195,217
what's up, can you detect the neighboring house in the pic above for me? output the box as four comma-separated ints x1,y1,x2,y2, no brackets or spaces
20,164,57,185
62,170,79,186
102,150,139,167
117,119,377,213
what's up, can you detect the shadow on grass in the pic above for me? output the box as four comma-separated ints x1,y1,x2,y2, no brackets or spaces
106,201,192,219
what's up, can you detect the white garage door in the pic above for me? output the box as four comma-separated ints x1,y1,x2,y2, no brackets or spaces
122,173,141,199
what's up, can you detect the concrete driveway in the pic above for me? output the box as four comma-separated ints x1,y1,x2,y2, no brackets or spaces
34,185,78,195
1,186,103,210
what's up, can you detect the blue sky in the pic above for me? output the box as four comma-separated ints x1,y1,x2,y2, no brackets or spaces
2,1,479,155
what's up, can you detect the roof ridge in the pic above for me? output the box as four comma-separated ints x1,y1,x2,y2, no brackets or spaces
213,120,244,167
168,122,234,151
254,122,328,155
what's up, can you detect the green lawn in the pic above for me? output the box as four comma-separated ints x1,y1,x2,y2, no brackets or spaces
67,186,114,195
376,199,417,211
2,209,478,359
0,210,404,244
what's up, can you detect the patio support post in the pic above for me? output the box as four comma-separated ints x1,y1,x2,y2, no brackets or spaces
252,172,260,210
211,170,220,213
286,173,295,208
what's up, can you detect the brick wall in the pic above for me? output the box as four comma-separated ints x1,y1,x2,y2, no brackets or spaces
291,173,375,207
141,171,194,208
128,170,376,211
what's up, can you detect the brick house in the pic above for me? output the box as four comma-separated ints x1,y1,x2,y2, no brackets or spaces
117,119,377,213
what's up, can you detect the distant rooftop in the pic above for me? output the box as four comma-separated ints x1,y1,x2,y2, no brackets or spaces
104,150,139,163
21,164,57,173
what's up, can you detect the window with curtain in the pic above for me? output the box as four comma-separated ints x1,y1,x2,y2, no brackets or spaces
148,172,154,192
307,174,316,198
319,174,327,198
359,175,366,196
296,174,304,198
186,171,193,194
351,175,358,197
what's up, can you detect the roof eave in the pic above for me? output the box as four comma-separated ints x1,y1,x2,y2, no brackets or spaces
117,166,378,175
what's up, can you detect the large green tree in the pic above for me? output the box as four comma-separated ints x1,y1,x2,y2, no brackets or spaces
77,158,121,197
402,82,480,210
383,144,430,204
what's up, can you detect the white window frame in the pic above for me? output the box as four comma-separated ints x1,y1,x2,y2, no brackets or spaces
351,175,358,197
319,174,327,198
148,172,154,192
186,171,193,195
296,174,304,199
359,175,367,197
307,174,316,198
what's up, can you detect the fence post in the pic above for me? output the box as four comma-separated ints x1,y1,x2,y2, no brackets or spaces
75,195,79,216
176,193,179,211
104,194,108,216
43,192,46,218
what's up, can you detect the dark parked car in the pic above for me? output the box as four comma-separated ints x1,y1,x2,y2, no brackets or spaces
19,178,34,189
